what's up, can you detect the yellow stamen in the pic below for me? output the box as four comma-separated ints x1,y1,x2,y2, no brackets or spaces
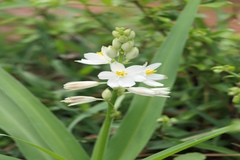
146,69,156,75
97,51,103,56
116,70,128,77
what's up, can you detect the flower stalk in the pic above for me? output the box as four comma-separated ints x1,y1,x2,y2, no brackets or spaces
91,90,118,160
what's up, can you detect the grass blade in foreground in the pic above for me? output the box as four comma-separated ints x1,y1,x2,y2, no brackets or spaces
0,134,66,160
106,1,200,160
0,155,21,160
143,121,240,160
0,67,89,160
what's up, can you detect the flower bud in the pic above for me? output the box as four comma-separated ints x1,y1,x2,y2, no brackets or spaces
115,27,125,32
106,46,118,58
112,38,121,49
128,31,135,39
102,88,112,100
112,31,120,38
118,36,128,43
125,47,139,60
121,41,134,52
124,29,131,36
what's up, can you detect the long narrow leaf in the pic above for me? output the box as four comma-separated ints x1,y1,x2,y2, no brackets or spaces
106,1,200,160
0,155,21,160
0,90,55,160
0,134,66,160
143,122,240,160
0,67,89,160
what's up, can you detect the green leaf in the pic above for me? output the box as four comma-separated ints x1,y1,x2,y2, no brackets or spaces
106,1,200,160
200,2,232,8
0,154,21,160
143,122,240,160
0,2,31,10
0,134,66,160
173,152,206,160
0,67,89,160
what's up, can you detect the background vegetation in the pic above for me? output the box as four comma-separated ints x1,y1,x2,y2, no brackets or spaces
0,0,240,159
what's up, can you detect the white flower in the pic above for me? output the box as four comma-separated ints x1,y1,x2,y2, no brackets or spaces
61,96,101,106
127,87,170,97
75,46,111,65
141,63,167,87
98,62,145,88
63,81,99,91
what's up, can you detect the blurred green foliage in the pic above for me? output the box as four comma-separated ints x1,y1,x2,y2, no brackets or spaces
0,0,240,159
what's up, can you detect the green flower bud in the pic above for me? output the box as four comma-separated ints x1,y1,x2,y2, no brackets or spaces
115,27,125,32
102,88,112,100
128,31,135,39
118,36,128,43
125,47,139,60
124,29,131,36
121,41,134,52
106,46,118,58
112,31,120,38
112,38,121,49
212,66,224,73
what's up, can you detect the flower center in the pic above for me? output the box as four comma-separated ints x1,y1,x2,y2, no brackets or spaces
116,70,128,77
97,51,103,56
146,69,156,75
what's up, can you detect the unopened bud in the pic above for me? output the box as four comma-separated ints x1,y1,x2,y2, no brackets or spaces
106,46,117,58
112,31,120,38
112,38,121,49
118,36,128,43
121,41,134,52
124,29,131,36
115,27,125,32
102,88,112,100
125,47,139,60
128,31,135,39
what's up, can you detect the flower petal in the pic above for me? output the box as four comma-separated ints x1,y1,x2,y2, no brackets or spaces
143,79,164,87
128,74,146,82
147,74,166,80
146,63,161,70
118,77,135,87
98,71,116,80
128,87,155,96
151,88,170,95
84,53,104,61
61,96,100,106
101,46,112,61
76,59,106,65
110,62,125,72
126,65,144,74
64,81,99,90
107,78,119,88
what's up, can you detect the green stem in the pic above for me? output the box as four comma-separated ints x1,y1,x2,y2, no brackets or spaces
118,52,124,63
226,70,240,79
91,90,118,160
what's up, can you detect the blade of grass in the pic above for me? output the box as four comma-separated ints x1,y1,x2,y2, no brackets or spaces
0,67,89,160
0,134,66,160
0,155,21,160
143,121,240,160
106,1,200,160
0,89,55,160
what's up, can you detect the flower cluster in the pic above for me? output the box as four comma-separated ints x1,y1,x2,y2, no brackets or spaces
62,27,170,106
